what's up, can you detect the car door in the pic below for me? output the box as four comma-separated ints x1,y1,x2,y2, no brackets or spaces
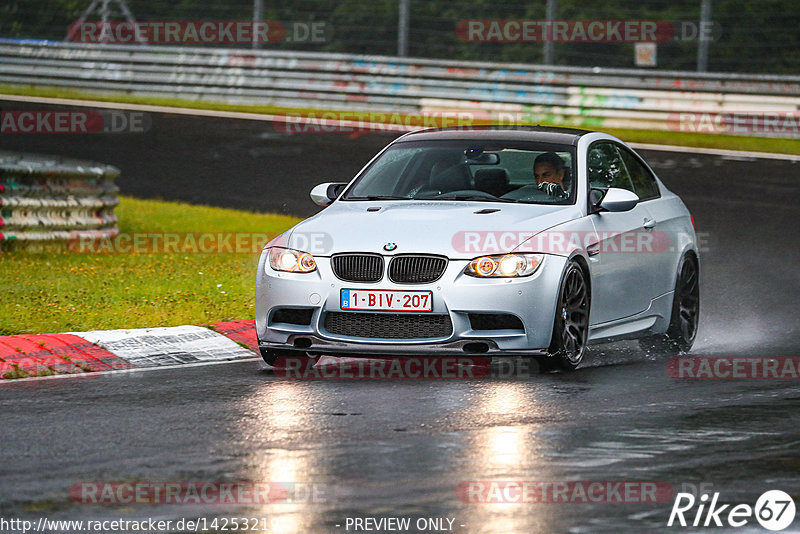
615,145,676,299
586,141,657,324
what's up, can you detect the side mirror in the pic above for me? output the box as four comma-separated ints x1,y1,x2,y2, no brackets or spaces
596,187,639,212
310,182,347,207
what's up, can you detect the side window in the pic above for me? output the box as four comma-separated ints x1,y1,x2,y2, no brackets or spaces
617,148,661,201
587,142,634,192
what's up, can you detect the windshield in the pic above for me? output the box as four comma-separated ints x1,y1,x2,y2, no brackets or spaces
342,140,577,205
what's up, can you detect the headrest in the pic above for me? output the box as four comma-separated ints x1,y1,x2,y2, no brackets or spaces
474,168,509,187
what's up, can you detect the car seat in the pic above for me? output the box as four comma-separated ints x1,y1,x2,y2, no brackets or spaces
474,168,512,197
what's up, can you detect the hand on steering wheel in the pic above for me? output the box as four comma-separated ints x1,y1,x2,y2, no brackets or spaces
538,181,565,197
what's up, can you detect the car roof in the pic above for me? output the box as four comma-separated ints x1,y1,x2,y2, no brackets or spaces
395,125,594,146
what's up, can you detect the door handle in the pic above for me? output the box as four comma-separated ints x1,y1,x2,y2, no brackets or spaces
643,218,656,230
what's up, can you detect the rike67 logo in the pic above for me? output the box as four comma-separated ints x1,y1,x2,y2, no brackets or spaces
668,490,796,530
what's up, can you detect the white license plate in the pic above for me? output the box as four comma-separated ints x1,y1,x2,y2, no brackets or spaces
340,289,433,312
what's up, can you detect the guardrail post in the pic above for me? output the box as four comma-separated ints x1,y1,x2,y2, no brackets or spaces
543,0,557,65
697,0,712,72
253,0,264,50
398,0,409,57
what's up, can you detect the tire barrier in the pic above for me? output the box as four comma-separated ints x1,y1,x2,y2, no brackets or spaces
0,149,119,250
0,38,798,136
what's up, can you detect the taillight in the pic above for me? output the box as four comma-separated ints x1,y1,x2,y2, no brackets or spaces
690,214,695,228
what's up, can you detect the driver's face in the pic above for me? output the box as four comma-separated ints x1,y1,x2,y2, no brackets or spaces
534,163,565,186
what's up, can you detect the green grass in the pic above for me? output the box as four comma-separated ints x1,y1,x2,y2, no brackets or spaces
0,196,301,335
2,84,798,156
597,127,800,155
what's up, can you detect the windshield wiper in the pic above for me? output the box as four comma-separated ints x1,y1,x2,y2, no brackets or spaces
433,195,518,203
345,195,411,200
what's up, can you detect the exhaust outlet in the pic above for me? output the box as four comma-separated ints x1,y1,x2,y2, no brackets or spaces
293,337,312,349
462,342,489,354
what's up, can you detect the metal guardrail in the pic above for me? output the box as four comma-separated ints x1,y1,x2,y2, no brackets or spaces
0,149,119,249
0,38,798,135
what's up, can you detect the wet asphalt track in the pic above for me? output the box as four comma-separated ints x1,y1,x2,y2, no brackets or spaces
1,100,800,533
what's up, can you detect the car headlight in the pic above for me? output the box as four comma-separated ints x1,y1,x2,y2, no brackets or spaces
465,253,543,278
267,247,317,273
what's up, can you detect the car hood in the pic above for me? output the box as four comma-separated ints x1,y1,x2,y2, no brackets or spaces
283,200,583,259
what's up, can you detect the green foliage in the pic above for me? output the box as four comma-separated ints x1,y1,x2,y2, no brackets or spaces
1,0,797,73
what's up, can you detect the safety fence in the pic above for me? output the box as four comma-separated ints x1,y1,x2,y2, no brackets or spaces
0,38,799,136
0,149,119,250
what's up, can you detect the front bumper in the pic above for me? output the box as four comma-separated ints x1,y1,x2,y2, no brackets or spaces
258,336,549,357
255,252,568,356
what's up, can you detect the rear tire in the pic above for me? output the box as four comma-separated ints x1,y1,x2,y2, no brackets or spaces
639,254,699,355
538,261,590,372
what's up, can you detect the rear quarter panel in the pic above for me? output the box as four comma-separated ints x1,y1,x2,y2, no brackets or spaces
646,184,698,297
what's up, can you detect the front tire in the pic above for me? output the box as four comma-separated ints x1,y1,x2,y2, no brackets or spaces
639,254,699,355
538,261,590,372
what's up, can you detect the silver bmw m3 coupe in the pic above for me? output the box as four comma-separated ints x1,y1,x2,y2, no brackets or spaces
256,127,699,371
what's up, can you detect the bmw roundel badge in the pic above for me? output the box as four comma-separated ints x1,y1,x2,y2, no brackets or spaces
383,242,397,251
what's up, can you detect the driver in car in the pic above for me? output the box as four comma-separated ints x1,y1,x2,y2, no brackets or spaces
534,152,568,198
